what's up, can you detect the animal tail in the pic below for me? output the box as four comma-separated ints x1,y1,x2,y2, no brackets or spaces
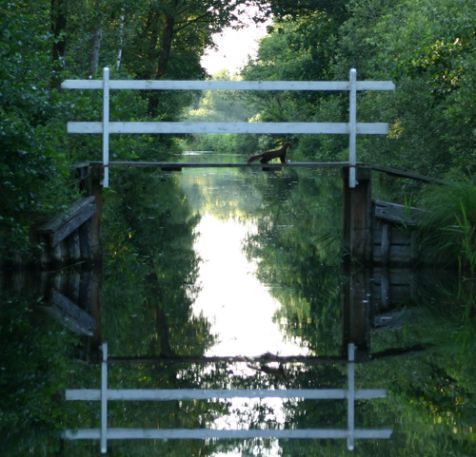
247,153,262,164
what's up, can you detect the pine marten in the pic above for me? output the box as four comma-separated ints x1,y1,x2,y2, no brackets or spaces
247,142,291,164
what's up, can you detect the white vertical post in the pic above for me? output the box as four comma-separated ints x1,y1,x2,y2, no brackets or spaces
102,67,110,188
347,343,356,451
348,68,357,188
100,342,108,454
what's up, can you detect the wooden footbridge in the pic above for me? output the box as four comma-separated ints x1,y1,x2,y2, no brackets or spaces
48,67,433,267
62,67,394,188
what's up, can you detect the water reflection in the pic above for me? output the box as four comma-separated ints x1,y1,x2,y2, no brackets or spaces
2,156,475,456
192,214,308,357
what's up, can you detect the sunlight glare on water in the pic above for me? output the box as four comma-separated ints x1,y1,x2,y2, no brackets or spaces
191,213,305,457
192,213,308,357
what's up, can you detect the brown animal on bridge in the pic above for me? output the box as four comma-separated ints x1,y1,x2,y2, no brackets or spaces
247,143,291,164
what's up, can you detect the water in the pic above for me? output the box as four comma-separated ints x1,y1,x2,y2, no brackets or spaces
1,153,475,456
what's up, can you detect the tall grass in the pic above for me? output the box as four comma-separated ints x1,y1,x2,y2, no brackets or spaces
419,180,476,276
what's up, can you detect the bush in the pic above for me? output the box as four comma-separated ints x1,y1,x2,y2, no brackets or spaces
419,179,476,273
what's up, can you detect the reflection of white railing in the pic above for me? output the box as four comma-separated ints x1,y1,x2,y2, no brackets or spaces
61,69,394,188
63,343,392,454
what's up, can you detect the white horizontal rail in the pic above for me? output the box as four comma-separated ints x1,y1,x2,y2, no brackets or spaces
67,121,389,135
61,79,395,92
64,427,393,440
66,388,386,401
64,343,392,453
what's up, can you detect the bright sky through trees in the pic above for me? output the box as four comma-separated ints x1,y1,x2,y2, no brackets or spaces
201,6,270,75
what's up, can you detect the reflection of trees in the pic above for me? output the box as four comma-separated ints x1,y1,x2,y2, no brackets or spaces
101,169,211,358
81,169,222,455
245,170,344,355
0,288,77,456
179,160,263,220
241,169,476,456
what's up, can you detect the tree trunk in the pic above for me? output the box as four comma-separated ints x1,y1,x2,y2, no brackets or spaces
51,0,67,86
89,26,103,77
116,12,125,71
148,13,176,114
155,303,174,357
155,14,175,79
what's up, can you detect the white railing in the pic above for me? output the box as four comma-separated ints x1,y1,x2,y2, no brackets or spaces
63,343,392,454
62,68,395,188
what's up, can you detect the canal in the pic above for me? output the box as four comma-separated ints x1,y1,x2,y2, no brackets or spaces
1,151,475,456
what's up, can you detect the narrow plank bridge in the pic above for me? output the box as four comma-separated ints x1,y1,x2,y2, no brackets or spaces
56,67,432,266
62,67,394,188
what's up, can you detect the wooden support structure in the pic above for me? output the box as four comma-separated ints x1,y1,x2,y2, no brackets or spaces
343,167,373,264
46,289,96,336
373,201,422,265
343,269,370,354
372,268,417,308
37,196,98,267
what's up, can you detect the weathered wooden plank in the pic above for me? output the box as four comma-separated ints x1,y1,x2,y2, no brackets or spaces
97,160,352,169
389,244,413,262
38,197,96,247
371,165,442,183
374,200,422,226
61,79,395,92
66,388,386,401
371,268,418,308
373,225,412,245
373,244,414,264
52,242,65,264
67,232,81,262
78,223,91,260
47,290,95,336
108,354,342,364
67,121,389,135
380,222,390,264
63,427,393,440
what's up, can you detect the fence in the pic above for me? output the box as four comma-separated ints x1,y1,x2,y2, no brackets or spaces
62,68,394,188
63,343,392,454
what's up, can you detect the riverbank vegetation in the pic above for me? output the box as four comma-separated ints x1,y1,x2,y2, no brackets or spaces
1,0,475,267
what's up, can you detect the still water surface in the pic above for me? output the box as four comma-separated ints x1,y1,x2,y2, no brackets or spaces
1,154,475,456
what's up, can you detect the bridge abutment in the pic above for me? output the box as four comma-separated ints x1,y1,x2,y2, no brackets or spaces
343,167,373,265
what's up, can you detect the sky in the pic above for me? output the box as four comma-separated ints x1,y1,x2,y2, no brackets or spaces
200,7,270,76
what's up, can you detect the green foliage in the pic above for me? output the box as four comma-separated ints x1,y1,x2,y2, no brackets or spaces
0,0,269,264
419,180,476,273
0,291,77,456
0,1,77,262
334,0,476,176
182,74,260,154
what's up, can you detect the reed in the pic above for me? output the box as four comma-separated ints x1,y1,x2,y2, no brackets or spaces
419,179,476,275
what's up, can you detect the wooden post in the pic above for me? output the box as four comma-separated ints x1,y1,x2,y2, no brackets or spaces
343,166,373,264
342,269,370,356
